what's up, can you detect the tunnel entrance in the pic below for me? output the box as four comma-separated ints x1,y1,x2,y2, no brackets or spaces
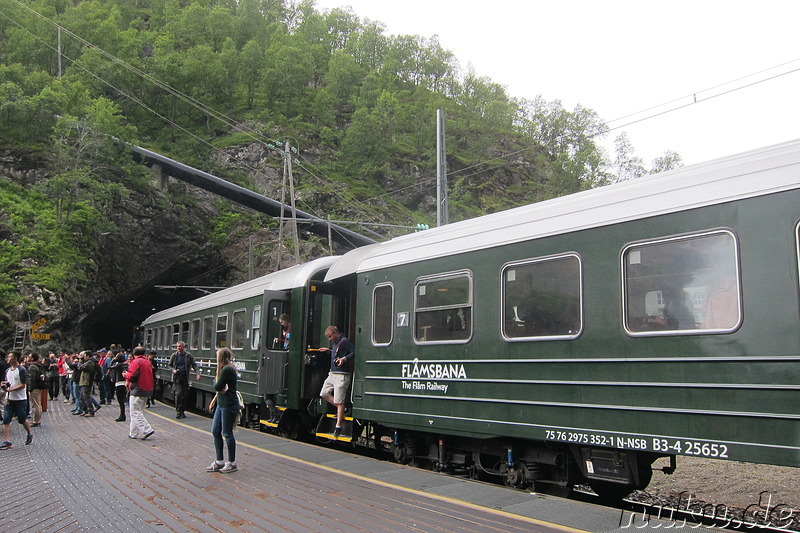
79,258,231,350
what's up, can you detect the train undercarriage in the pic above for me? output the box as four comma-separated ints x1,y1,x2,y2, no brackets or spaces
157,380,666,500
364,423,664,500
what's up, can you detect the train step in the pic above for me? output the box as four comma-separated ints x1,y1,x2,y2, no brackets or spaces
259,406,286,428
315,413,356,442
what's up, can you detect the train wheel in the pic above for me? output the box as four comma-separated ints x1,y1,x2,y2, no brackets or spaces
503,461,528,490
392,441,412,464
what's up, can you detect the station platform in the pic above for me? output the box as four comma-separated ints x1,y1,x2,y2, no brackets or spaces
1,398,681,533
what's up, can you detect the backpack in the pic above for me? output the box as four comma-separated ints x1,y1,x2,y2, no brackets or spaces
93,361,103,382
233,391,245,429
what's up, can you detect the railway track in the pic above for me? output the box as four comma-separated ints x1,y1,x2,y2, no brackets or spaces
614,489,799,532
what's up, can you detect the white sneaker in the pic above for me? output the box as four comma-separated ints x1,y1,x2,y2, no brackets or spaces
206,461,224,472
220,462,237,473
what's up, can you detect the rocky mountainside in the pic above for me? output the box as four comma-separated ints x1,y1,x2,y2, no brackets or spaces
0,145,323,351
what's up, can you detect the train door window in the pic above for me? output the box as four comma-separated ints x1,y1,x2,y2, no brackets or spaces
190,319,201,350
307,289,344,350
180,321,189,345
414,271,472,343
251,306,262,350
266,301,291,350
502,253,582,341
145,329,153,349
372,283,394,346
216,314,228,348
231,309,246,350
623,230,741,335
172,324,180,347
202,316,213,350
159,326,166,350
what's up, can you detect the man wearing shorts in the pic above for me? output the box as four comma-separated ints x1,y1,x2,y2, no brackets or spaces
1,351,33,449
319,326,354,438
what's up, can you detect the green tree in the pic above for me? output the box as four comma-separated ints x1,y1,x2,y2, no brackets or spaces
613,132,646,182
650,150,683,174
346,19,388,71
240,39,266,109
521,96,609,188
261,38,314,116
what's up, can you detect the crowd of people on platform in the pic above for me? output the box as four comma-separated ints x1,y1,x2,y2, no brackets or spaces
0,325,352,476
0,344,159,449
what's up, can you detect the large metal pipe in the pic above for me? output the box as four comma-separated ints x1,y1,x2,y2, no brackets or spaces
130,145,376,249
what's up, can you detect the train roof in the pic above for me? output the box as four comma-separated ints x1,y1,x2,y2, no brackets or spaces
142,256,340,324
326,138,800,281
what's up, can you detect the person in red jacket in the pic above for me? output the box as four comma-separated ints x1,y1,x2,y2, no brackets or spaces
124,347,154,440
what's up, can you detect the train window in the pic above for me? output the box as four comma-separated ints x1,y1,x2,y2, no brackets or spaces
145,328,153,348
216,314,228,348
414,271,472,343
181,321,189,345
231,309,246,350
202,316,213,350
172,324,180,347
159,326,165,350
251,306,262,351
502,254,582,341
190,319,201,350
266,300,291,350
372,284,394,346
623,230,741,336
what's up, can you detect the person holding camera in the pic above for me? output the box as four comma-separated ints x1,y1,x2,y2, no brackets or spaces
1,351,34,449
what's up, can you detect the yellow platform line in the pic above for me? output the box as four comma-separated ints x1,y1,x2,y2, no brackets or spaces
154,410,588,533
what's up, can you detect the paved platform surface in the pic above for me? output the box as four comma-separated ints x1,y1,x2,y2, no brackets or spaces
0,398,684,532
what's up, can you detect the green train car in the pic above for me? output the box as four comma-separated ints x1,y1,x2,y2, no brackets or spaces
141,256,344,431
142,139,800,498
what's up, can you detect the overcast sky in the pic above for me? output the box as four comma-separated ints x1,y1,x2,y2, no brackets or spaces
312,0,800,166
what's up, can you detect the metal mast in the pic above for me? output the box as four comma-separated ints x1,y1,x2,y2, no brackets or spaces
436,108,449,226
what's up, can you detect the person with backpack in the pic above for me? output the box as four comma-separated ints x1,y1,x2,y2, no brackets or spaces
1,351,33,449
26,353,47,427
125,347,154,440
108,351,129,422
206,347,239,474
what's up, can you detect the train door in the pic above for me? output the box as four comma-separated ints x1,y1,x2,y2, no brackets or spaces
301,281,350,399
259,290,291,396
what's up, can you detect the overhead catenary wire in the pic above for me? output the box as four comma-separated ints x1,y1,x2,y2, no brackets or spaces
449,57,800,182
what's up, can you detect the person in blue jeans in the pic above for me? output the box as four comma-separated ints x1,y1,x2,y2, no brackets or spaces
206,347,238,474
